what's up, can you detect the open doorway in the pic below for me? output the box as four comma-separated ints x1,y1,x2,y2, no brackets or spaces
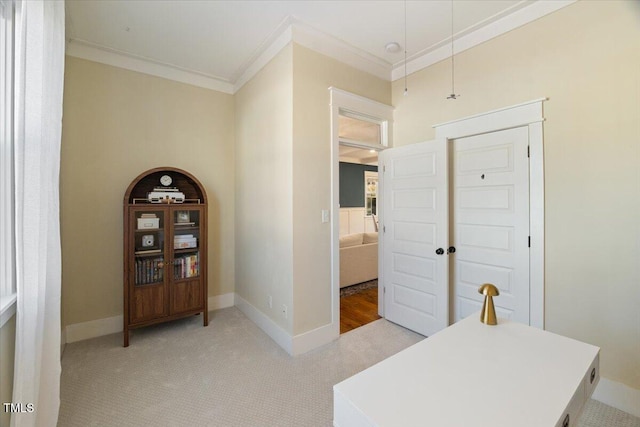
338,146,381,333
329,88,393,338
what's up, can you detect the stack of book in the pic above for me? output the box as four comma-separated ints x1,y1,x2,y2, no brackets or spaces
135,257,164,285
174,253,199,279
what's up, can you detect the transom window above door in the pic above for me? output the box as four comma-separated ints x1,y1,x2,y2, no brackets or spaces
338,114,381,145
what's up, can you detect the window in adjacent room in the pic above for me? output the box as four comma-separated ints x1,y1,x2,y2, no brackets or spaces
364,171,378,217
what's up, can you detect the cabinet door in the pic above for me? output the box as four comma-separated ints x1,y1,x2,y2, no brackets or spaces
170,207,205,314
171,279,203,314
130,285,167,323
129,208,169,323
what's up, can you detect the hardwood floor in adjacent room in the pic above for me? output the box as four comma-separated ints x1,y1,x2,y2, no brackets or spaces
340,285,381,334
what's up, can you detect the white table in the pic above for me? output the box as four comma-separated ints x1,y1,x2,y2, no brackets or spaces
334,314,599,427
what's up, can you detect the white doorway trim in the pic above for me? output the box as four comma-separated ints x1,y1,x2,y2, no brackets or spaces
433,98,546,329
329,87,394,335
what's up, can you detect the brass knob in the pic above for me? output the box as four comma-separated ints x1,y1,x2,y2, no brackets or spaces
478,283,500,325
157,262,164,269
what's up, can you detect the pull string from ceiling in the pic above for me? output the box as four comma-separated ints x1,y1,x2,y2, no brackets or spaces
447,0,460,100
404,0,408,96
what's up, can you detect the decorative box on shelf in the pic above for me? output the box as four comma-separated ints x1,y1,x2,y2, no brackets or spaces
137,217,159,229
174,235,197,249
147,190,185,204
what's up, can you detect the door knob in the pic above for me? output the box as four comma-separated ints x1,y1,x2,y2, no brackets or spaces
435,248,445,255
447,246,456,254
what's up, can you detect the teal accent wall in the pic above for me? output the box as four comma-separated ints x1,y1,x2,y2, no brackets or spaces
339,162,378,207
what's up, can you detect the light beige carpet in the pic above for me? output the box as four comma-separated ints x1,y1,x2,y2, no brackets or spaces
58,307,639,427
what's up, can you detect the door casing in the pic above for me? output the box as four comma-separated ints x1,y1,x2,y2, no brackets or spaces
330,96,545,337
329,87,394,337
450,127,531,324
433,99,545,329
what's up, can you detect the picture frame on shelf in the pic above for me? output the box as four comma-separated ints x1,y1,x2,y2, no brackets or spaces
176,210,190,224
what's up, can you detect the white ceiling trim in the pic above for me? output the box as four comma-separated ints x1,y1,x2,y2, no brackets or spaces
391,0,577,81
66,39,235,94
233,17,392,92
66,15,393,95
232,16,294,93
64,1,576,94
290,19,391,82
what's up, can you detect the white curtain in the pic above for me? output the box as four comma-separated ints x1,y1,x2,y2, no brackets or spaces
11,1,65,426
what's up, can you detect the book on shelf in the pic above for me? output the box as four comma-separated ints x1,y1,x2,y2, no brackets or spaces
173,253,199,280
174,222,195,226
140,213,158,218
135,256,164,285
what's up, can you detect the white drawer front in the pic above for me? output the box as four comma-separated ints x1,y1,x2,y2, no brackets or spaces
584,352,600,400
555,383,585,427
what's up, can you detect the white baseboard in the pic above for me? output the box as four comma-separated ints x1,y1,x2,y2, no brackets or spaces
234,294,293,355
65,314,123,343
292,321,338,356
593,377,640,418
64,292,235,344
233,294,338,356
209,292,235,310
61,328,67,356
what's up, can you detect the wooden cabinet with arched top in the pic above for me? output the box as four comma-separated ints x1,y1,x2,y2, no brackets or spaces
123,167,208,347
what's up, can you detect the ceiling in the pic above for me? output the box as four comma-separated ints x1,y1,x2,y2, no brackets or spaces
65,1,570,92
339,146,378,166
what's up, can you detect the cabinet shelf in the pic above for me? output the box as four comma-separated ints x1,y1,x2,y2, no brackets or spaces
134,250,163,257
173,248,198,255
124,167,208,347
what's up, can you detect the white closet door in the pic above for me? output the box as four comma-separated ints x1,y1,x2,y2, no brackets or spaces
451,127,530,324
380,139,449,337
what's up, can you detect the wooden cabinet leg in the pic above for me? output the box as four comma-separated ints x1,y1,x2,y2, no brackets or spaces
124,328,129,347
203,310,208,327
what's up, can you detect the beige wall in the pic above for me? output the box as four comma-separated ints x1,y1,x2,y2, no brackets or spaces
391,1,640,389
291,44,391,334
233,43,391,336
61,57,235,327
235,45,294,333
1,315,16,427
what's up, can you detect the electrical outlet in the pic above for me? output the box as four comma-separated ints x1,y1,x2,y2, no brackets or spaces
282,304,288,319
268,295,273,309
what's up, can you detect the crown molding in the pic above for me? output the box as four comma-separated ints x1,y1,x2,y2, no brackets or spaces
232,16,295,93
233,17,392,92
66,39,235,94
391,0,577,81
290,19,391,82
66,16,393,95
65,1,576,93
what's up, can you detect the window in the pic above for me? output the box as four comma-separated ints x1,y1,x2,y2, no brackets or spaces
0,0,17,327
338,114,381,145
337,109,388,149
365,171,378,216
